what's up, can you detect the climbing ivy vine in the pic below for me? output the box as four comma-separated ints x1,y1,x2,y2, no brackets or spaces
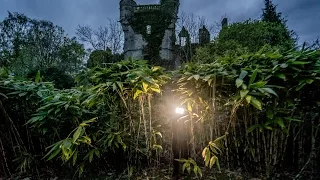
130,9,174,66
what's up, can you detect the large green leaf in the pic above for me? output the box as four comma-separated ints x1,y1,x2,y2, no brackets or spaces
150,87,161,93
0,92,8,99
239,70,248,79
249,69,258,85
240,90,249,99
182,163,187,173
142,82,148,92
236,78,244,88
73,127,83,143
245,95,252,104
47,148,61,161
35,70,41,84
133,90,143,99
275,117,285,129
260,87,278,97
249,81,267,88
216,158,221,171
209,156,217,168
291,61,311,65
44,140,63,160
250,98,262,110
275,73,286,80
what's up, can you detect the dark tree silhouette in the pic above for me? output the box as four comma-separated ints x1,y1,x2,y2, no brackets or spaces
262,0,283,24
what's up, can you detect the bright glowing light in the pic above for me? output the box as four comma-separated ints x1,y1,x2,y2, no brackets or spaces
175,107,185,115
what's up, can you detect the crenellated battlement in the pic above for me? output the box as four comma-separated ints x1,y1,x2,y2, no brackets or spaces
134,5,161,12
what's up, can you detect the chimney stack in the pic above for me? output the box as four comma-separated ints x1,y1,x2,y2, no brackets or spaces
221,18,228,28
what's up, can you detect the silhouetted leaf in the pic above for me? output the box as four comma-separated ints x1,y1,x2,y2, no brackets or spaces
239,70,248,79
236,78,243,88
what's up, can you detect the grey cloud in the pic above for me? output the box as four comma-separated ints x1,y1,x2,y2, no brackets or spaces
0,0,319,43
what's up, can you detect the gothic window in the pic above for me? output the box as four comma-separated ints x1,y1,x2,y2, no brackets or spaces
146,25,151,35
180,37,187,47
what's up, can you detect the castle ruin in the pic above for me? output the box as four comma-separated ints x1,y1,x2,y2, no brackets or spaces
119,0,212,67
120,0,179,63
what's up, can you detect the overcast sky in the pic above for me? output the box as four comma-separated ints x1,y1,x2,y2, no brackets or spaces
1,0,319,45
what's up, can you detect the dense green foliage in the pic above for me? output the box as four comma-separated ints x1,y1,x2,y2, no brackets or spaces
0,59,171,178
193,0,296,64
194,20,296,63
87,49,113,68
1,49,319,179
0,12,85,76
27,67,75,89
218,20,294,52
176,49,320,178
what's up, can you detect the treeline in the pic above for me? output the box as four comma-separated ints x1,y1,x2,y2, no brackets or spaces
0,12,124,89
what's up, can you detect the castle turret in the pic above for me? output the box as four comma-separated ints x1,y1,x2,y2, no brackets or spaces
178,26,190,47
199,25,210,45
120,0,136,24
221,18,228,28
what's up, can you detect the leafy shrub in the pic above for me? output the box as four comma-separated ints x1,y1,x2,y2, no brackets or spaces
27,67,75,89
176,49,320,177
1,49,319,179
194,20,296,63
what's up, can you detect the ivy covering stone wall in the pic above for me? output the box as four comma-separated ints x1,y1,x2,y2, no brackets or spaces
130,9,173,65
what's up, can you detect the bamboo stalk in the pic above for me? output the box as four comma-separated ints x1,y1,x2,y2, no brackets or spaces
23,107,35,153
190,114,195,158
0,100,26,150
243,108,251,168
273,131,279,166
148,94,152,137
225,136,230,169
298,128,303,168
269,130,273,168
135,100,142,164
262,129,269,178
294,118,316,180
233,118,240,166
0,137,11,176
282,120,291,163
212,76,217,140
128,99,134,135
292,125,296,165
140,96,149,155
255,115,260,163
8,132,16,155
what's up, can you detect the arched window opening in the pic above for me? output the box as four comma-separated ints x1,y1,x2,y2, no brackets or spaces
146,25,151,35
180,37,187,47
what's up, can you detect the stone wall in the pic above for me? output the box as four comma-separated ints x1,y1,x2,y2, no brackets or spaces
160,22,175,60
122,23,147,60
120,0,179,63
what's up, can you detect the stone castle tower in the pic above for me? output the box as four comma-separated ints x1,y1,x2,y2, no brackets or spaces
120,0,179,64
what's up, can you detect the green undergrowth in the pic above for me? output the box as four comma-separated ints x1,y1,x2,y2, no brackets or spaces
1,49,319,179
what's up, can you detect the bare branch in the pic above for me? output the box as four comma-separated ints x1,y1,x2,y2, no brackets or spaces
176,11,220,43
76,25,98,50
94,26,109,50
76,19,123,54
107,18,124,54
